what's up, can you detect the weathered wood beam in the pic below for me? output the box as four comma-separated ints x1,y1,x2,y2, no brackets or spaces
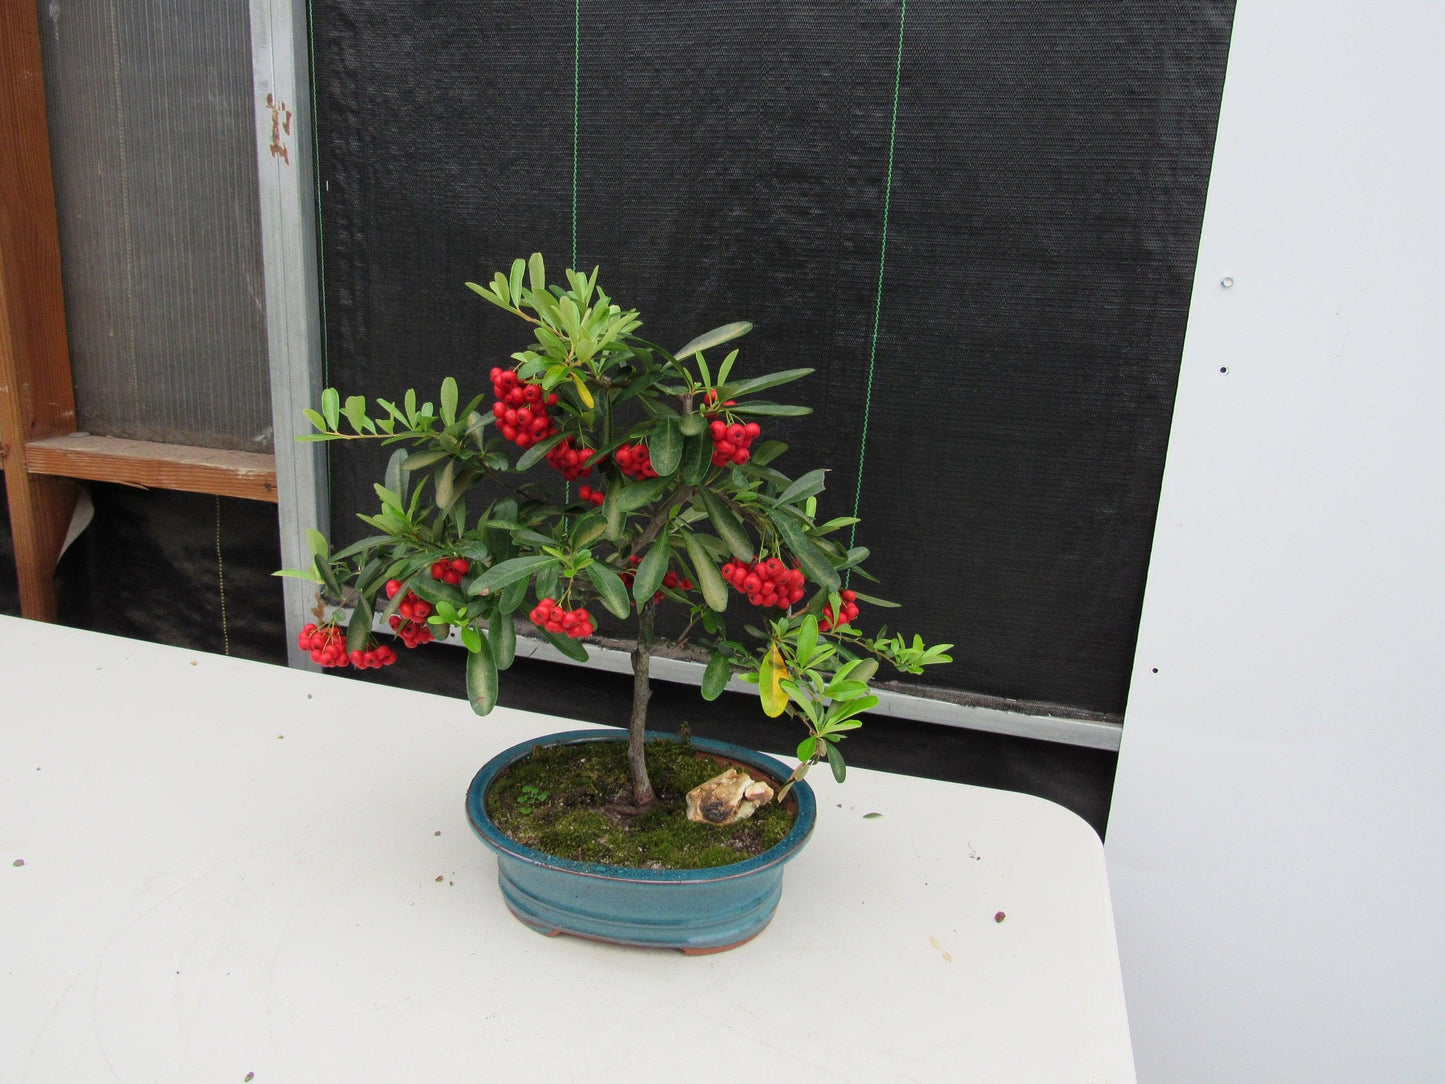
0,2,78,621
25,435,278,503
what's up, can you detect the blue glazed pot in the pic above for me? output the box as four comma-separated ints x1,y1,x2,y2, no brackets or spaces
466,730,816,954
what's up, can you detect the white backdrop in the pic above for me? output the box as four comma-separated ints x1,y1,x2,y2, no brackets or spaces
1105,1,1445,1081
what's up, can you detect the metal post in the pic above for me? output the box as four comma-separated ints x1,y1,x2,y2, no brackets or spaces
248,0,327,667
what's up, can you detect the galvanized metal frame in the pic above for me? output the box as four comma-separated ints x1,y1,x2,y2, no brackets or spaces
247,2,1119,748
248,0,326,668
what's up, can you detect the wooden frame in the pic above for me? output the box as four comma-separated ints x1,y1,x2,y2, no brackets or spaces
1,2,78,621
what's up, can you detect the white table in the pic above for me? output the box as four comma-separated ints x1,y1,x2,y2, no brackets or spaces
0,616,1134,1082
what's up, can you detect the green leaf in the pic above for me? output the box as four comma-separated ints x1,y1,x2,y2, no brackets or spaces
696,487,753,561
605,490,625,541
682,431,713,485
401,575,466,609
770,509,841,591
633,531,671,605
305,528,330,558
572,513,608,548
384,448,409,503
467,280,514,312
527,251,546,294
795,614,819,666
797,736,818,762
459,624,482,653
726,402,812,417
489,610,516,669
824,741,847,783
674,321,753,361
716,349,738,386
435,460,455,511
678,412,707,437
469,554,557,596
543,628,589,662
750,439,788,466
401,449,447,472
272,568,323,582
720,367,813,398
585,562,632,619
345,596,373,653
498,572,530,614
509,259,525,304
534,560,561,603
682,532,729,612
612,475,671,514
320,387,341,430
777,468,827,506
701,651,731,700
465,636,498,716
650,417,683,476
515,431,564,471
440,377,458,425
342,395,369,433
302,407,328,433
849,590,899,608
313,554,344,599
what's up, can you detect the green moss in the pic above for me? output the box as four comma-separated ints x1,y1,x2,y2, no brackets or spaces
485,735,797,870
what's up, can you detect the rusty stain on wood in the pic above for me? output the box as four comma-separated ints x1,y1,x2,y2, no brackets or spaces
266,93,292,164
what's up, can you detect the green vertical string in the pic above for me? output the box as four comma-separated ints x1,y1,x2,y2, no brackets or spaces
847,0,908,573
572,0,580,270
305,0,334,502
567,0,581,506
305,0,330,385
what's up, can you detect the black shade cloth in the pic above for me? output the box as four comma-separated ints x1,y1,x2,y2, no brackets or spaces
311,1,1235,718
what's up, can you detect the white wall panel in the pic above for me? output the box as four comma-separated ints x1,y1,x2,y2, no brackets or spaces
1106,1,1445,1080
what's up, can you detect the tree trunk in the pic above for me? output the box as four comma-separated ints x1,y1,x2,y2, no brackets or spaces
627,600,656,808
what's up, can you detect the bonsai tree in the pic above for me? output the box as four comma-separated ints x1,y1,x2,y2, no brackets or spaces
287,254,950,810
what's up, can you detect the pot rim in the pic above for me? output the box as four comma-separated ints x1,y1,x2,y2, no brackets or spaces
466,729,816,885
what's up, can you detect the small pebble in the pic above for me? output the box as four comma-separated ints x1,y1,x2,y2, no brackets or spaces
245,1074,255,1082
863,812,883,819
435,875,443,883
434,830,441,836
994,911,1006,923
12,859,24,867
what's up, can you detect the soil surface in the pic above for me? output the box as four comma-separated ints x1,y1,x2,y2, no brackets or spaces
485,736,795,869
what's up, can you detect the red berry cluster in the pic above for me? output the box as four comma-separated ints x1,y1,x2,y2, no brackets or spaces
820,589,860,631
545,436,596,481
709,420,761,467
298,622,346,666
385,579,436,648
721,557,806,608
297,623,398,669
430,556,470,586
349,644,399,669
613,442,659,480
529,598,595,639
490,368,559,449
577,485,605,506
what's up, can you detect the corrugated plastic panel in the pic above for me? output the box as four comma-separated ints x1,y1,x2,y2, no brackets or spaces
37,0,271,452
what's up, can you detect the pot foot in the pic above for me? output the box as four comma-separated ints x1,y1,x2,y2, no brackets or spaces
679,929,762,955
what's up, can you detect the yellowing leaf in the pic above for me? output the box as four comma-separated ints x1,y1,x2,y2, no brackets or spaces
570,371,595,408
760,645,788,718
